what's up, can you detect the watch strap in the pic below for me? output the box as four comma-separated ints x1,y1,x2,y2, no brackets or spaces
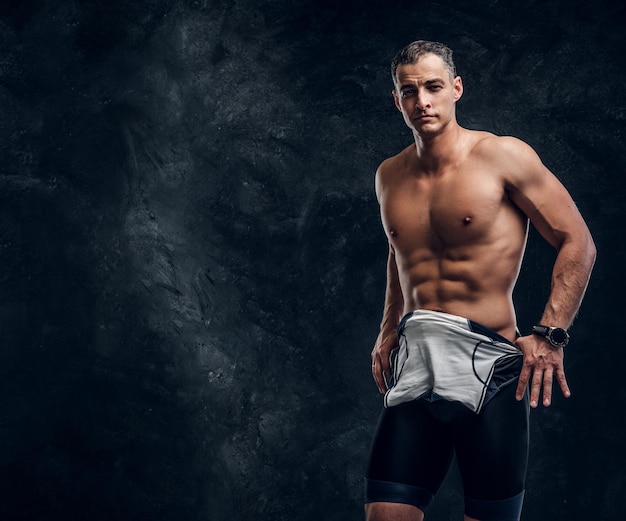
531,325,550,337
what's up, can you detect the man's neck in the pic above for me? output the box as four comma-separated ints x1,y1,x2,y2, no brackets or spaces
412,121,464,173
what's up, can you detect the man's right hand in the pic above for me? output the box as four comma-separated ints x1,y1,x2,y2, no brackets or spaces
371,331,398,394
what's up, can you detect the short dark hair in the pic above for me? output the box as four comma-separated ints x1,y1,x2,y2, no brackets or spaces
391,40,457,87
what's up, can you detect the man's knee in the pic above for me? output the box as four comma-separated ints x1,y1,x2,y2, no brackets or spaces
365,502,424,521
464,491,525,521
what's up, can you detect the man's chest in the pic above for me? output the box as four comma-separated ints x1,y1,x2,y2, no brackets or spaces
380,170,507,249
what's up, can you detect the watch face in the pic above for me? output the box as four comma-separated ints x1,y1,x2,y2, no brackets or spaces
549,328,568,345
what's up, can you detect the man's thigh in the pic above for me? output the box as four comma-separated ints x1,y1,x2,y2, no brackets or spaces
454,382,530,501
365,399,456,511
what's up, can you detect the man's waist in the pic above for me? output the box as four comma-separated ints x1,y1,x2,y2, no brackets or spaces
402,301,517,342
398,308,518,346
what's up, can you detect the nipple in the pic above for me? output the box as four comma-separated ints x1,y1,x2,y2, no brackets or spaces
390,229,397,237
463,216,472,225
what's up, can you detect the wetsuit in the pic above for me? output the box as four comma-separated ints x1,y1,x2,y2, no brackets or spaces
365,310,529,521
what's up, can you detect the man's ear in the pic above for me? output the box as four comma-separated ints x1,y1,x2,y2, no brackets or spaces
392,89,402,112
453,76,463,102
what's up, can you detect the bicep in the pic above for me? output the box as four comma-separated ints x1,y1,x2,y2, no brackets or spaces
504,141,588,250
511,171,587,249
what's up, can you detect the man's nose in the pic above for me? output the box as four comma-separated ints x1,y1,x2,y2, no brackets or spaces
415,92,429,110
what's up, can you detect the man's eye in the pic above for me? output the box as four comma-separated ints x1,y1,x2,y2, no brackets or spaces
401,89,417,98
429,85,442,91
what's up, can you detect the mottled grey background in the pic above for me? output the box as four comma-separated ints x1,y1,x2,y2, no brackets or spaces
0,0,624,520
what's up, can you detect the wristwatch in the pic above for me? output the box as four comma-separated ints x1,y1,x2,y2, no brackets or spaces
531,324,570,348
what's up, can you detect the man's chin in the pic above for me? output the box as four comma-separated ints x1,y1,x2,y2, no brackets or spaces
412,123,440,135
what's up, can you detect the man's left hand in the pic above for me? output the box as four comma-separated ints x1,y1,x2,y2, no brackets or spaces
514,334,571,408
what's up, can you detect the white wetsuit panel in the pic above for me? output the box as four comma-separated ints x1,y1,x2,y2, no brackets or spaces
384,310,522,413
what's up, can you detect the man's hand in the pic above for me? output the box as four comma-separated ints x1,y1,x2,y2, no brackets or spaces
514,334,571,408
371,330,398,394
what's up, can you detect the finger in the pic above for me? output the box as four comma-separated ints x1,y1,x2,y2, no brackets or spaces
372,356,386,394
371,352,379,386
377,350,392,394
372,362,383,394
381,354,391,378
377,374,387,394
556,366,571,398
530,367,543,408
515,365,531,400
380,362,391,394
542,368,554,407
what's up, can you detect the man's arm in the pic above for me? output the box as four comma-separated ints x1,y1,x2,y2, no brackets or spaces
371,245,404,394
501,137,596,407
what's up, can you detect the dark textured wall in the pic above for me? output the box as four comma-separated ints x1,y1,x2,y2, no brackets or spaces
0,0,624,520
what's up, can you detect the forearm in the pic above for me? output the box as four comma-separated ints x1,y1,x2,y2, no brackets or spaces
379,248,404,336
372,248,404,393
541,233,596,328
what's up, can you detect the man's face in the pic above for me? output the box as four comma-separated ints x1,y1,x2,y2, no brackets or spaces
393,53,463,135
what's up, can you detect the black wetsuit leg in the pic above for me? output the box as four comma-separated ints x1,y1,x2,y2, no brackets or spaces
364,397,457,511
364,382,529,517
454,381,530,520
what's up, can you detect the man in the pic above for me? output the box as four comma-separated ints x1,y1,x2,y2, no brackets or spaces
364,40,596,521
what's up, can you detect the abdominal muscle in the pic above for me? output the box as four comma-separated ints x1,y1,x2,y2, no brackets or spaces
397,247,523,342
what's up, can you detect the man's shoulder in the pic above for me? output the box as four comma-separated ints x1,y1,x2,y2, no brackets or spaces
376,144,413,178
469,131,548,191
379,144,414,167
469,132,536,162
374,145,414,200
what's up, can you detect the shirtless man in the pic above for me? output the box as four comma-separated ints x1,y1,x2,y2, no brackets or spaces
364,41,596,521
